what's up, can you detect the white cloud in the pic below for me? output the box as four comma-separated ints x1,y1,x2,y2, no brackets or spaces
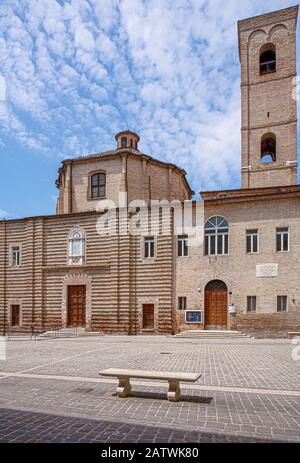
0,76,6,101
0,209,12,218
0,0,298,197
75,27,95,51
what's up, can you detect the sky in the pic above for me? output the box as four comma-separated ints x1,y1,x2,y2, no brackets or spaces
0,0,299,219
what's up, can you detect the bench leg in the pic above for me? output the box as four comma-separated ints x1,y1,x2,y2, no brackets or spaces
116,377,131,398
167,380,180,402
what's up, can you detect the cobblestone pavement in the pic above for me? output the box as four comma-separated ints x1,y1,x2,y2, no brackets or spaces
0,336,299,443
0,407,277,443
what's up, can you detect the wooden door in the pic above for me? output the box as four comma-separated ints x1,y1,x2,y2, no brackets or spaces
205,280,227,329
67,285,86,327
142,304,154,330
11,305,20,326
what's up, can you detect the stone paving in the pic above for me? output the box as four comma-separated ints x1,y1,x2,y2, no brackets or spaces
0,407,277,443
0,335,299,443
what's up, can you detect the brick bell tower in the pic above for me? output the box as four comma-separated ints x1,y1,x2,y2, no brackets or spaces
238,6,298,189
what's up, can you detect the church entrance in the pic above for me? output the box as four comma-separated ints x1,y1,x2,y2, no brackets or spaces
67,285,86,327
204,280,228,329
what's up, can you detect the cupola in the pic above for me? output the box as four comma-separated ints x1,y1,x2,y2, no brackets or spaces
115,130,140,151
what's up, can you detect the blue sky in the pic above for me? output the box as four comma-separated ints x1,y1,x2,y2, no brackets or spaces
0,0,299,219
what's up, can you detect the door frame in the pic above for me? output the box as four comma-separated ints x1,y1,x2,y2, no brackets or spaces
142,304,155,331
204,280,228,330
62,274,92,329
138,298,159,333
67,285,86,327
8,300,23,327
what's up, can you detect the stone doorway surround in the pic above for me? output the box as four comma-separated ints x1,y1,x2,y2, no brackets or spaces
62,274,92,330
204,280,228,330
137,298,159,333
7,299,23,327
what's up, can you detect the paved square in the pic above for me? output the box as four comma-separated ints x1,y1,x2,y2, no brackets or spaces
0,335,299,442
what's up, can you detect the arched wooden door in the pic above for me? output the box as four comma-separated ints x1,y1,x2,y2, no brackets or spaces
205,280,228,329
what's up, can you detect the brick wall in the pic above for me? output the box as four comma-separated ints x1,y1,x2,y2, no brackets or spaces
239,6,298,188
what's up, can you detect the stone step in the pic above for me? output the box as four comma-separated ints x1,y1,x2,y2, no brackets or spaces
38,328,103,338
178,333,249,337
177,335,250,338
175,330,251,339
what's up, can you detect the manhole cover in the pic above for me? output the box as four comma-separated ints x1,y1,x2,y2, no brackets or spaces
71,388,95,394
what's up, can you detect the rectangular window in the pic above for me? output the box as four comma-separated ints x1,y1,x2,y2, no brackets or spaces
277,296,288,312
68,230,85,265
247,296,256,313
217,234,223,254
11,246,21,266
276,227,289,252
178,296,187,310
224,234,228,254
205,234,216,255
177,235,188,257
144,236,155,258
246,229,259,253
205,232,228,255
91,173,106,198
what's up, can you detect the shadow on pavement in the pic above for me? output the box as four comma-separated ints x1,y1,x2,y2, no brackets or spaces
0,407,278,443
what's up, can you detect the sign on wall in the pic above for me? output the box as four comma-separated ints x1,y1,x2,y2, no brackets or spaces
185,311,203,323
256,263,278,278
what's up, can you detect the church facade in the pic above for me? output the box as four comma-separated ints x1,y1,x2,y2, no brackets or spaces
1,6,300,338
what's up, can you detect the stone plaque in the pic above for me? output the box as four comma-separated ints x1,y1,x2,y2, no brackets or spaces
256,263,278,278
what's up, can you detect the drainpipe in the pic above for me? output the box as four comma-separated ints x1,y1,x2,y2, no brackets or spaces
69,161,73,213
126,153,133,335
246,39,251,188
3,220,7,336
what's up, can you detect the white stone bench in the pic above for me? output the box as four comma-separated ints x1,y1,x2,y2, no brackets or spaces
288,332,300,339
99,368,201,402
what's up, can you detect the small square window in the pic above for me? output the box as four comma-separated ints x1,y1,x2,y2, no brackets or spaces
247,296,256,312
276,227,289,252
246,229,259,253
177,235,188,257
277,296,288,312
178,297,187,310
144,236,155,258
11,246,21,266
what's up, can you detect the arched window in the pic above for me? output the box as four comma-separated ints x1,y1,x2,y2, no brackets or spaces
68,228,85,265
205,216,229,255
91,173,106,198
261,133,276,163
121,136,127,148
260,44,276,75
